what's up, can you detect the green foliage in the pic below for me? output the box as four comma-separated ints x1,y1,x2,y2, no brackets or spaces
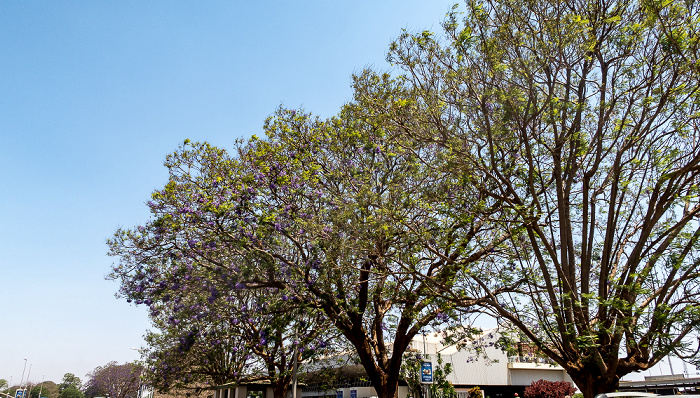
467,387,482,398
30,382,59,398
401,351,455,398
58,375,81,393
369,0,700,396
109,105,510,398
57,387,83,398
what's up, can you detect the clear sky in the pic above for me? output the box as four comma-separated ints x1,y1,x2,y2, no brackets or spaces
0,0,460,386
1,0,697,389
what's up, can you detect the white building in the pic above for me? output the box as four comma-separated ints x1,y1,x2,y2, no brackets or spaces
302,330,574,398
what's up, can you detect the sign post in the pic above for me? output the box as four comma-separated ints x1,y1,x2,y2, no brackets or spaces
421,361,433,398
421,362,433,384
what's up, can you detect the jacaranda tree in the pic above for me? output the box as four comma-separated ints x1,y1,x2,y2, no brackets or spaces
348,0,700,396
108,106,517,398
84,362,142,398
109,244,337,398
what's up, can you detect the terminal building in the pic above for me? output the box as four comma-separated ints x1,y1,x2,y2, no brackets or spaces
212,330,574,398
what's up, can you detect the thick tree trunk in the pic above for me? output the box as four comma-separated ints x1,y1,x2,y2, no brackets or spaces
271,373,291,398
567,366,620,398
366,372,399,398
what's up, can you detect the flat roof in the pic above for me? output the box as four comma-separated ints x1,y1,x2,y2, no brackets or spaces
619,377,700,389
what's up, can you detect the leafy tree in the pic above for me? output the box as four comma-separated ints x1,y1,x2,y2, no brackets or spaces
108,108,514,398
84,362,142,398
110,222,340,397
58,375,81,393
349,0,700,396
136,284,334,398
523,380,576,398
30,381,59,398
57,387,82,398
0,380,7,393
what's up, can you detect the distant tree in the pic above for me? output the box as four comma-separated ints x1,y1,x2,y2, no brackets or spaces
523,380,576,398
58,375,81,393
57,387,83,398
84,362,142,398
30,381,59,398
0,380,7,392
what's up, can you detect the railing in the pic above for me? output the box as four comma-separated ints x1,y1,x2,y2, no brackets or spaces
508,356,557,365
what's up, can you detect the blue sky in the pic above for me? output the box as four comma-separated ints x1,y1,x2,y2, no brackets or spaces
0,0,459,385
1,0,697,388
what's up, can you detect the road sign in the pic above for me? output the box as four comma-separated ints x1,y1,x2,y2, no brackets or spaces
421,362,433,384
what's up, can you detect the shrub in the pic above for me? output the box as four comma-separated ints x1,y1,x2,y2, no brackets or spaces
523,380,576,398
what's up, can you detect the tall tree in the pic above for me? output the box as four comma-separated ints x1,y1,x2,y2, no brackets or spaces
58,375,81,394
110,229,339,398
350,0,700,396
108,108,512,398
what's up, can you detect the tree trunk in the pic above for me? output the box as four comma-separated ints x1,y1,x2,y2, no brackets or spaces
271,373,291,398
567,366,620,398
368,373,399,398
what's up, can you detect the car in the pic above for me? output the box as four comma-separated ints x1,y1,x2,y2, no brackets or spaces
595,393,660,398
595,393,700,398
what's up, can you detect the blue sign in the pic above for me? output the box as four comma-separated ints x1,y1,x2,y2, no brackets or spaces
336,391,343,398
421,361,433,384
351,390,357,398
15,390,26,398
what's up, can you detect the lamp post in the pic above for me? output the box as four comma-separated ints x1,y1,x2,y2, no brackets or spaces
23,364,33,398
37,375,44,398
19,359,27,395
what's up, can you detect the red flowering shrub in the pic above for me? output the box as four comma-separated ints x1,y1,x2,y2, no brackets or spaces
523,380,577,398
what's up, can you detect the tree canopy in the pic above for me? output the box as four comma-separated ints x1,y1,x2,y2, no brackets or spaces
347,0,700,396
29,381,58,398
57,387,82,398
84,362,142,398
109,108,514,398
58,375,81,394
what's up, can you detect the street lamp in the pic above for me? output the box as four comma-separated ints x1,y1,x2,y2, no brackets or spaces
37,375,44,398
19,359,27,395
24,365,33,393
